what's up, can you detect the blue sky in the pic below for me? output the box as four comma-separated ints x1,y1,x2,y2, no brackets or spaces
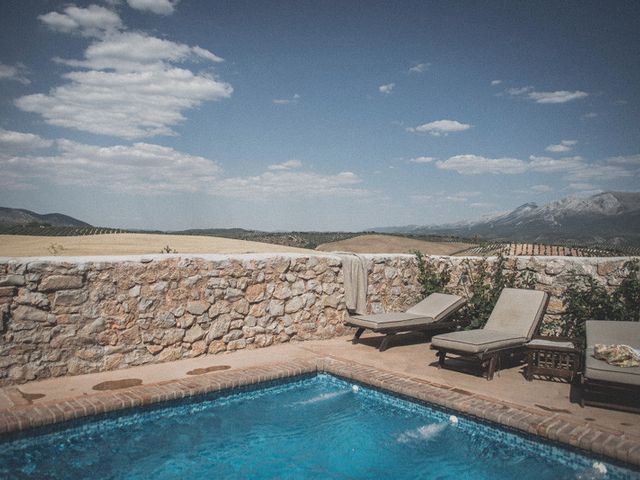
0,0,639,231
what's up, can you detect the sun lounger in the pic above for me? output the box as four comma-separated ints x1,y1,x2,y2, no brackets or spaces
581,320,640,413
431,288,549,380
346,293,466,351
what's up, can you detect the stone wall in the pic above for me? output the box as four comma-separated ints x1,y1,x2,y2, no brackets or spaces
0,253,635,386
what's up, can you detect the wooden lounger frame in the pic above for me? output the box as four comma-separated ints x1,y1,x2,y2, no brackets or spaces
581,375,640,413
431,295,549,380
346,321,459,352
434,345,525,380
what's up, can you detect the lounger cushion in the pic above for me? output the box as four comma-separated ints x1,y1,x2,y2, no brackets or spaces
586,320,640,347
584,320,640,386
406,293,466,321
483,288,548,339
431,329,527,354
348,293,465,330
584,348,640,386
348,312,434,330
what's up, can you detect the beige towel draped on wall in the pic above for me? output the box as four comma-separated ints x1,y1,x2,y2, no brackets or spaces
336,253,369,315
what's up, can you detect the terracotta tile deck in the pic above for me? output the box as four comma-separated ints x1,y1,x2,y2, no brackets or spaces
1,334,639,468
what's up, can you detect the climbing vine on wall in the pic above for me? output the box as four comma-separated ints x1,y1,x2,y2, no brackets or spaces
414,252,535,329
562,259,640,338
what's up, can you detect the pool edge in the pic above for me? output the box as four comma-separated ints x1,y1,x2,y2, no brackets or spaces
1,355,639,468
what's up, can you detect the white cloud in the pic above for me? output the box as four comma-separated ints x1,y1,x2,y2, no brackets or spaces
566,164,630,181
490,80,502,86
267,159,302,171
446,191,481,203
607,154,640,166
39,4,123,37
0,139,222,195
16,31,232,139
528,90,588,104
273,93,300,105
436,152,636,182
408,119,472,136
506,86,533,96
411,194,434,203
408,156,434,164
544,144,570,153
528,155,631,181
412,191,485,206
379,83,395,94
528,155,586,173
409,63,429,73
582,112,598,119
437,154,584,175
436,155,527,175
0,129,53,151
54,31,223,70
530,184,552,193
0,135,369,198
213,170,367,198
545,140,577,153
569,183,598,191
506,86,588,104
0,62,30,84
470,202,494,208
127,0,180,15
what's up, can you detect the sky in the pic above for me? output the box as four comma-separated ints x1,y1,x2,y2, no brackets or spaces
0,0,639,231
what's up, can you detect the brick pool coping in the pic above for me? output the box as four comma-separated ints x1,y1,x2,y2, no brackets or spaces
1,356,639,468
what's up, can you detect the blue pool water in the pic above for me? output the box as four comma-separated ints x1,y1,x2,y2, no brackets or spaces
0,374,637,479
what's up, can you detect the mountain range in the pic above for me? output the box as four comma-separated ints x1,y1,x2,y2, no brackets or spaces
0,207,91,228
375,191,640,246
2,191,639,246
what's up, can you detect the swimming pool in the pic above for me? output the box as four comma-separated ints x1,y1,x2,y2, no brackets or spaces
0,374,636,479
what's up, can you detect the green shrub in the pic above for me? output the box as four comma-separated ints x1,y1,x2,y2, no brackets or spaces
618,260,640,322
414,252,534,329
562,259,640,338
414,251,450,297
459,254,535,329
160,245,177,254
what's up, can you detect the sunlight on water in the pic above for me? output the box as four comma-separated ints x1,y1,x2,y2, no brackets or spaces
396,422,448,443
291,390,348,405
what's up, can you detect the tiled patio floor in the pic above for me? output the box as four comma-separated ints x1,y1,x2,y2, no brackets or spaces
1,333,639,467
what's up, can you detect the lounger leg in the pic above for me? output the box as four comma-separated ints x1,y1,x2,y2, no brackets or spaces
486,355,497,381
352,327,365,344
437,351,446,368
379,333,396,352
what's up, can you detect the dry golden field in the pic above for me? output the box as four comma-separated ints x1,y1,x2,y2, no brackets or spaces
316,234,475,255
0,233,314,257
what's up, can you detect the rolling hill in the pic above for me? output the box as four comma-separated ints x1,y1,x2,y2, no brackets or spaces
316,234,475,255
375,192,640,246
0,207,91,228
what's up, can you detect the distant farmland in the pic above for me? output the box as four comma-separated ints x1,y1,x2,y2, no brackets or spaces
316,234,476,255
457,242,640,257
0,225,637,257
0,224,360,250
0,224,128,236
0,233,313,257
